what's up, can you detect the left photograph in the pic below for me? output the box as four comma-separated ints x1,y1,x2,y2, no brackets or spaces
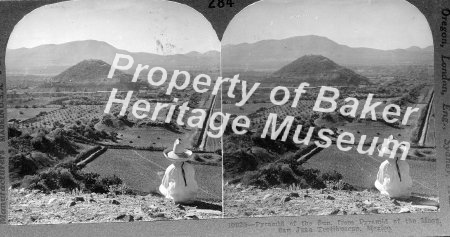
6,0,222,224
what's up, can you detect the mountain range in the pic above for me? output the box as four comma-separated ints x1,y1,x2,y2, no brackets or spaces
6,35,433,75
222,35,433,71
6,40,220,75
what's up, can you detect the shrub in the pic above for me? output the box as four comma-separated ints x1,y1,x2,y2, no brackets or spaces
82,172,105,193
251,131,297,154
37,111,48,117
223,149,259,179
326,180,355,191
320,170,343,182
31,133,50,152
21,175,40,189
101,175,122,187
8,126,22,138
9,154,39,177
58,168,79,190
20,161,127,194
38,169,60,191
292,165,326,189
241,162,326,189
215,149,222,156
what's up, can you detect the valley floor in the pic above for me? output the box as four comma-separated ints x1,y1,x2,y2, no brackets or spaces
9,188,222,225
224,184,439,218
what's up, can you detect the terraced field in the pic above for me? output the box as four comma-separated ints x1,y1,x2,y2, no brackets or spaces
17,105,106,130
8,107,59,121
222,103,274,116
16,103,171,130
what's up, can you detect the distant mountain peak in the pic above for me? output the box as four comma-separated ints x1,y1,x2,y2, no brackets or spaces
273,55,340,76
270,55,370,86
405,46,422,51
78,59,110,66
186,51,201,56
51,59,130,84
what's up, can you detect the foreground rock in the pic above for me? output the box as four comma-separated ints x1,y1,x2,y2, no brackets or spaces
9,189,222,225
224,184,439,217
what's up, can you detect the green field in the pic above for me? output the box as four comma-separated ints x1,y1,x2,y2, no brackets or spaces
222,103,274,116
303,145,437,196
8,107,59,121
114,127,186,148
83,149,222,202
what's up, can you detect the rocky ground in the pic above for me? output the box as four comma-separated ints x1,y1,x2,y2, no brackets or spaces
9,189,222,225
224,184,439,217
9,185,440,224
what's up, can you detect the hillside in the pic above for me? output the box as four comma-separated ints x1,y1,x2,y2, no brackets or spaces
45,59,139,91
6,40,220,75
222,35,433,71
51,59,131,84
267,55,370,86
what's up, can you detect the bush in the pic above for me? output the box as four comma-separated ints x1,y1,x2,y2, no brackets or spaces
223,149,259,179
37,111,48,117
320,170,343,182
241,161,326,189
8,126,22,138
251,131,297,154
79,173,126,194
9,154,39,178
325,180,355,191
58,168,79,190
31,132,51,151
215,149,222,156
21,175,40,189
82,172,105,193
232,149,354,190
20,161,128,194
101,175,122,187
292,165,326,189
38,169,61,191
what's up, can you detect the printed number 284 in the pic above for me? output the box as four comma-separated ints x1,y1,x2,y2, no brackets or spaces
209,0,234,8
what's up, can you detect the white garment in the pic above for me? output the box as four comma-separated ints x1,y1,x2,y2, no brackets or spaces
374,158,412,198
159,161,198,203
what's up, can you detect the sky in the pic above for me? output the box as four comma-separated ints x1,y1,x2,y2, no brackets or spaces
7,0,220,54
222,0,433,50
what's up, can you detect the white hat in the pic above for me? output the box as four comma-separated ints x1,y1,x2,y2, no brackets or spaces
377,135,407,158
164,138,193,162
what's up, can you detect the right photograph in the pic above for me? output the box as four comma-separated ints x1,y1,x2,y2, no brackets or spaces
221,0,438,217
